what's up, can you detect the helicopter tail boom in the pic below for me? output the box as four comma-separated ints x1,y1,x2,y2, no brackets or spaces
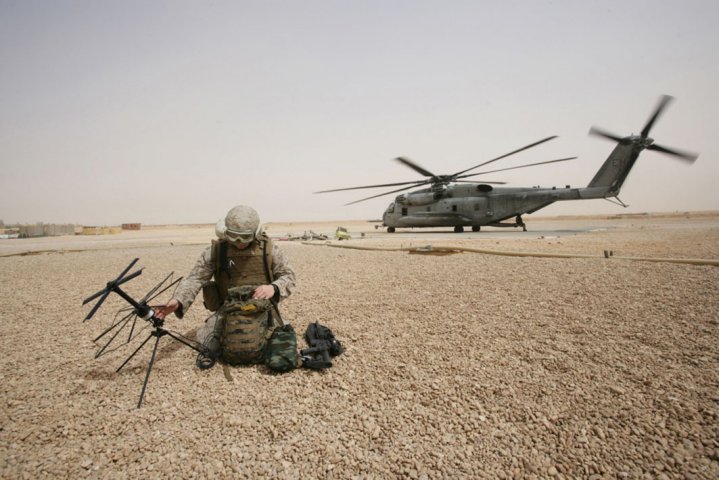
585,142,638,195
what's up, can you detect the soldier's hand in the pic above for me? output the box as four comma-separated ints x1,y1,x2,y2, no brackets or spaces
155,299,180,319
253,285,275,300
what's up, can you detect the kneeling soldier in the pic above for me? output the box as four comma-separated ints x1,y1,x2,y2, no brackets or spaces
156,205,297,370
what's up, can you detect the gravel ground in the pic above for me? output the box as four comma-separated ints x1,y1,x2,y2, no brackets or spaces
1,215,718,479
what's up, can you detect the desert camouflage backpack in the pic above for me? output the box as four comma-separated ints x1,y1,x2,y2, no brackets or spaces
218,286,273,365
216,286,299,371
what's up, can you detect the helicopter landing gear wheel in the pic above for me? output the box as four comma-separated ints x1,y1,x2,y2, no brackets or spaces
454,226,464,233
387,226,395,233
471,226,480,232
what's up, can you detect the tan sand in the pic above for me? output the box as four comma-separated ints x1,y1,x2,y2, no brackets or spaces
1,213,717,478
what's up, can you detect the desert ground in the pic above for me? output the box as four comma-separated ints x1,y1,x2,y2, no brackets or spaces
1,212,718,479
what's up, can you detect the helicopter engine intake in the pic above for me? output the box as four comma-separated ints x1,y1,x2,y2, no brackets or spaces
398,189,447,206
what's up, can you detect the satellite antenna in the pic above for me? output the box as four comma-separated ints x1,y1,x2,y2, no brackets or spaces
82,258,206,408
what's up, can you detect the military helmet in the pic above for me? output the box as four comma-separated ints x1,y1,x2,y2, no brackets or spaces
223,205,260,243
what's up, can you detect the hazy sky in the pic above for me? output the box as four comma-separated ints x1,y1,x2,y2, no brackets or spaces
1,0,718,225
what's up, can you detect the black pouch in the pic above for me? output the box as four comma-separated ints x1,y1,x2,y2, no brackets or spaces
202,281,221,312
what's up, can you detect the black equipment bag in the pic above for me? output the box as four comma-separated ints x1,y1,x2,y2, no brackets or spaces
300,322,344,370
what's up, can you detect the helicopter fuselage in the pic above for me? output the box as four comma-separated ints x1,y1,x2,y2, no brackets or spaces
382,183,588,228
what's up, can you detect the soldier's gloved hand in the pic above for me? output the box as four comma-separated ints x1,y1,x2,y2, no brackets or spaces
155,299,180,319
252,285,275,300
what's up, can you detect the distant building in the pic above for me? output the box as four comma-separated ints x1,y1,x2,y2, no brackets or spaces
81,226,121,235
121,223,142,230
18,223,76,238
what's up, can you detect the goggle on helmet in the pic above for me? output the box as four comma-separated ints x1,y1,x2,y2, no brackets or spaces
224,228,256,243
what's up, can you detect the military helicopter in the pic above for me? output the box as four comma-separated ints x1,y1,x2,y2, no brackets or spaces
316,95,698,232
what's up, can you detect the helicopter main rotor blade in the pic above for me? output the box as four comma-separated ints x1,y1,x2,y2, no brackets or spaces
588,126,625,143
346,183,427,206
641,95,673,138
456,156,577,179
451,135,557,177
314,179,427,194
395,157,436,178
453,180,507,184
646,143,698,163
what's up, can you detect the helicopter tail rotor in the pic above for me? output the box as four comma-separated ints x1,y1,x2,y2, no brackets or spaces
588,126,625,144
645,143,698,163
588,94,698,164
640,94,673,139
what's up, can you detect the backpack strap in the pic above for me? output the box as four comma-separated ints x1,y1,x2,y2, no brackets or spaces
211,239,230,280
261,235,284,327
260,236,274,283
219,240,229,279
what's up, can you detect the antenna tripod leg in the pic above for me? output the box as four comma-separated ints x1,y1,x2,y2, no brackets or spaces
115,327,206,408
116,332,154,373
162,330,206,355
137,333,162,409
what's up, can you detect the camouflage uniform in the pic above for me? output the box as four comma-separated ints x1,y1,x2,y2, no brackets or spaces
173,242,296,343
